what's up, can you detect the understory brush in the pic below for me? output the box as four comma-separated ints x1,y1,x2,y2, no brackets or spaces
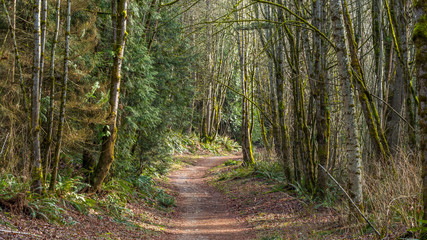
216,152,284,183
166,132,240,155
0,132,236,226
0,172,175,225
215,150,422,239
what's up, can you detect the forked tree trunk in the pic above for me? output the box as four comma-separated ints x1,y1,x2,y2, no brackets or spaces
31,0,43,194
331,0,364,217
91,0,129,192
49,0,71,192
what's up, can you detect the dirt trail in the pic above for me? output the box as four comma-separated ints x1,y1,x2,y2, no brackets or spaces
168,156,252,240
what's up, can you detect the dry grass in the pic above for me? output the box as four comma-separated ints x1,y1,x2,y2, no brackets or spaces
363,149,421,238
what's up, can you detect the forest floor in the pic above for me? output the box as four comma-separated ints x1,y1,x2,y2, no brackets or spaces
163,155,381,240
0,155,384,239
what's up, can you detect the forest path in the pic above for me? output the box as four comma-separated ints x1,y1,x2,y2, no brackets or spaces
167,156,252,240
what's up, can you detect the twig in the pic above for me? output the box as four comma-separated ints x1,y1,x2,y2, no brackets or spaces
318,164,381,237
0,228,41,238
0,132,9,158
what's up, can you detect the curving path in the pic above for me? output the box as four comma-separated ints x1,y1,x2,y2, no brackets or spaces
167,156,252,240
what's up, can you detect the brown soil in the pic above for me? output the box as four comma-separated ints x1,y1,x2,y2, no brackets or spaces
165,156,254,240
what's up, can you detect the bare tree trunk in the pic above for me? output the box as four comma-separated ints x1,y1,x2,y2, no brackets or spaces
91,0,129,192
331,0,364,218
43,0,61,185
386,0,409,153
31,0,43,194
372,0,383,123
49,0,70,192
313,0,330,196
413,0,427,233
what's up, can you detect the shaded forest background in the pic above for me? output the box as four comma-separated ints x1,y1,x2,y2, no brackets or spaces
0,0,426,239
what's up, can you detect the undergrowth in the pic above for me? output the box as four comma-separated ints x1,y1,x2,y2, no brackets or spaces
215,150,422,239
0,132,239,226
0,173,175,225
166,132,240,155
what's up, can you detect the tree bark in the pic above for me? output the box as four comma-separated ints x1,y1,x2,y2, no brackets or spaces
342,0,390,160
91,0,129,192
331,0,364,218
313,0,330,196
372,0,383,123
386,0,410,153
31,0,43,194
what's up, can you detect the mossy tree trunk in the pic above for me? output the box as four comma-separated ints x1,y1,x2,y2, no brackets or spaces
235,6,254,166
342,0,390,160
313,0,330,196
331,0,364,218
31,0,43,194
90,0,128,192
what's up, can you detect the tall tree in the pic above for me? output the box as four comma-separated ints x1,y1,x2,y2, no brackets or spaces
43,0,61,182
331,0,364,215
49,0,71,192
386,0,410,152
313,0,330,195
372,0,384,120
235,5,255,166
91,0,129,192
342,0,390,160
31,0,43,194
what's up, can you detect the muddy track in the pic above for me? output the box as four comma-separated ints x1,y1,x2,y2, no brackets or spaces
167,156,252,240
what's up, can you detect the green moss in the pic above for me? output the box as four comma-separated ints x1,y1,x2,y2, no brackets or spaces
414,15,427,41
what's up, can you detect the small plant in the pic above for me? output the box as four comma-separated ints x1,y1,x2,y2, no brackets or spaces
223,159,240,166
26,195,65,223
156,189,175,208
254,161,285,182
